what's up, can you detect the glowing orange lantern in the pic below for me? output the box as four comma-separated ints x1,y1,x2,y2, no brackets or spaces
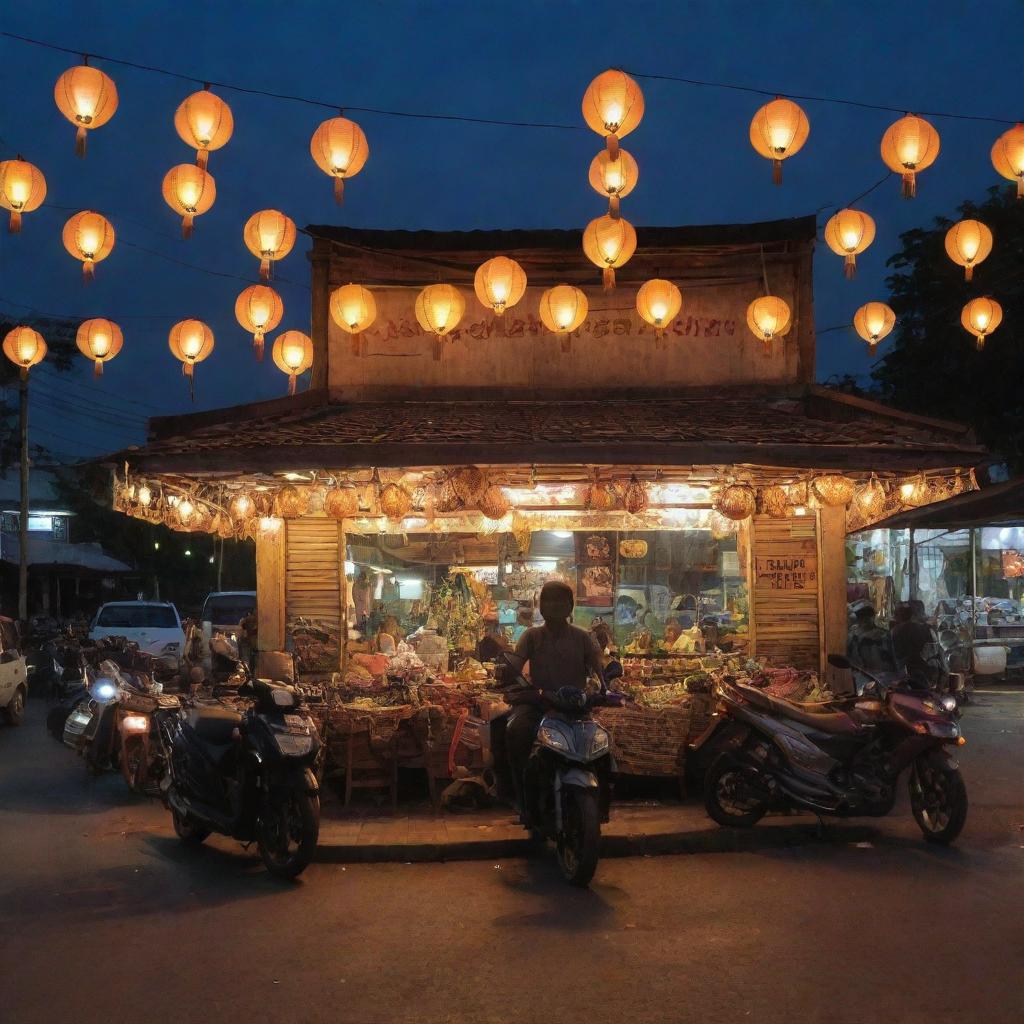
853,302,896,350
162,164,216,239
2,326,47,379
991,123,1024,198
749,98,809,184
944,220,993,281
330,283,377,357
539,284,588,352
244,209,296,280
588,149,638,217
582,69,644,159
309,116,369,204
235,284,283,360
62,210,114,281
174,87,234,168
76,318,123,376
881,114,940,198
636,279,682,340
168,319,214,399
415,284,465,361
474,257,527,316
0,158,46,233
824,208,876,279
272,330,314,395
961,297,1002,350
582,213,636,290
54,63,118,157
746,296,791,348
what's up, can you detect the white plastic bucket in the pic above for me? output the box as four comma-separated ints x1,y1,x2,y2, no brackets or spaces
973,645,1008,676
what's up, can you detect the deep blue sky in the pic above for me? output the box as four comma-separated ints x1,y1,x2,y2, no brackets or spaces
2,0,1021,460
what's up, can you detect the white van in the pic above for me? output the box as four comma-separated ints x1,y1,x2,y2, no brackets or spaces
89,601,186,670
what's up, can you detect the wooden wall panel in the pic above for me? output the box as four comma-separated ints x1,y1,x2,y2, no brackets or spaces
285,516,343,673
255,524,286,652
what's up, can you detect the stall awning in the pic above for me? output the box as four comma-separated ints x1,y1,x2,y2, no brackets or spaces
0,535,134,574
868,477,1024,531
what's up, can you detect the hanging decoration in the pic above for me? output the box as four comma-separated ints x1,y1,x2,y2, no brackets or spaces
856,475,887,520
75,318,123,376
812,474,855,507
323,485,360,521
234,284,283,360
473,257,527,317
748,97,810,184
62,210,115,281
880,114,940,198
310,116,369,204
588,149,638,217
330,283,377,356
944,219,993,281
271,330,314,395
582,213,636,290
228,491,256,527
746,295,791,348
991,123,1024,197
378,482,412,521
585,474,616,512
162,164,216,239
823,208,876,279
636,278,682,341
853,302,896,350
244,209,296,281
451,466,488,505
2,325,47,379
168,319,214,400
478,484,511,521
275,485,309,518
759,485,790,518
581,69,644,160
414,284,465,361
54,62,118,157
174,87,234,168
715,484,756,521
899,474,928,507
622,475,649,516
538,284,588,353
0,158,46,233
961,297,1002,350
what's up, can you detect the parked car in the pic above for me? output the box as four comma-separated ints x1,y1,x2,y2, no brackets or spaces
89,602,186,672
190,591,256,676
0,616,28,725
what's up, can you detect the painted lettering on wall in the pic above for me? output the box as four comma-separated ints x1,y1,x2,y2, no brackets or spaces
755,555,818,591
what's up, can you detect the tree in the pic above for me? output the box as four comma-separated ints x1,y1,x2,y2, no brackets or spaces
872,186,1024,469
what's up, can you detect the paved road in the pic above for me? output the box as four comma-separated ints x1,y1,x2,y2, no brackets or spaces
2,691,1022,1024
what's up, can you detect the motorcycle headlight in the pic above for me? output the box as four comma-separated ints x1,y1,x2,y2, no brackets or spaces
121,714,149,734
588,730,610,757
273,733,314,756
940,695,957,713
91,679,117,701
537,725,570,753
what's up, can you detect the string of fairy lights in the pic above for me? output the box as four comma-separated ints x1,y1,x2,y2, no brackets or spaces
1,38,1022,402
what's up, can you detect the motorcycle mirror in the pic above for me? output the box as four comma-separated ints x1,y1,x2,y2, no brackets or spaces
827,654,852,670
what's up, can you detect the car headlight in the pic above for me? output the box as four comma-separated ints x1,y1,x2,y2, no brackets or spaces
274,733,314,756
537,725,570,752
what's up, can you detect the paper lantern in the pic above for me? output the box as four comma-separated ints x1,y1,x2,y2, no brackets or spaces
271,330,314,395
0,158,46,233
853,302,896,350
62,210,114,281
323,485,360,521
824,209,876,279
378,483,412,521
715,484,755,521
588,149,638,217
478,484,511,521
749,98,809,184
330,283,377,356
76,318,123,376
244,209,296,280
622,475,649,516
944,220,993,281
582,213,636,290
812,475,855,507
538,284,588,352
162,164,216,239
636,278,682,339
174,88,234,168
582,69,644,158
415,284,465,360
234,284,283,360
856,475,886,520
992,123,1024,198
474,257,527,316
759,485,789,518
899,475,928,507
2,326,47,378
275,485,309,518
168,319,214,399
228,491,256,525
881,114,940,198
619,539,648,559
746,295,791,347
54,63,118,156
310,116,369,204
961,297,1002,350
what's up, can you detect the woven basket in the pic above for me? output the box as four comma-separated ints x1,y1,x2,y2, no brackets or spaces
594,703,694,777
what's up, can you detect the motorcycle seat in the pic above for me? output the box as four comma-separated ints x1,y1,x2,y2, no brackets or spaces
186,704,242,745
736,683,861,735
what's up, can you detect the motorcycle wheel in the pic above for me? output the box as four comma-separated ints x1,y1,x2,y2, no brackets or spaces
704,753,769,828
122,738,147,792
257,792,320,879
910,758,968,845
556,789,600,887
172,806,209,844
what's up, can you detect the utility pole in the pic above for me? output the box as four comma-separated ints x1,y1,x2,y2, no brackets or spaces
18,372,29,622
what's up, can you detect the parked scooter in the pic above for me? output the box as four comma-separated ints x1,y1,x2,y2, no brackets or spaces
693,653,968,844
117,688,182,794
158,675,321,878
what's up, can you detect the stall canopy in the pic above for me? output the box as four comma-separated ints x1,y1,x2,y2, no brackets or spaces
869,477,1024,531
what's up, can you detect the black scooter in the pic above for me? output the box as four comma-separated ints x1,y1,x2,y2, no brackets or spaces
158,676,321,878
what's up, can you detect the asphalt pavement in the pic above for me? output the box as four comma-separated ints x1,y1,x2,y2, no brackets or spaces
1,689,1022,1024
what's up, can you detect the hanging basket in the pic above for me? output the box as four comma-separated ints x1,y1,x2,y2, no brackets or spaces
715,484,756,521
759,485,789,519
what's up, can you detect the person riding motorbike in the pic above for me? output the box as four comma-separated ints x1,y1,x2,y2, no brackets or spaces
891,601,937,689
504,581,604,818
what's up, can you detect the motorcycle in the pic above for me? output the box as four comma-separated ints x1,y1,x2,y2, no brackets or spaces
61,667,123,767
158,675,321,879
117,688,182,794
693,653,968,845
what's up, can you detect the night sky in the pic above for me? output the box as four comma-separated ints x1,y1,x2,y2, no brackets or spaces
2,1,1021,461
